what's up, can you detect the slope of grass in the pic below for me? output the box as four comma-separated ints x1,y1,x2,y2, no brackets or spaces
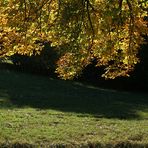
0,67,148,147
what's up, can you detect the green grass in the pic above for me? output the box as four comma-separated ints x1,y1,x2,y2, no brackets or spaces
0,66,148,147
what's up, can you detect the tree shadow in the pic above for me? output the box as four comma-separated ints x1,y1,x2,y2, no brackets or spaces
0,142,148,148
0,68,148,119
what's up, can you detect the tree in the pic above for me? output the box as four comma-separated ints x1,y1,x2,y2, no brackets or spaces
0,0,147,79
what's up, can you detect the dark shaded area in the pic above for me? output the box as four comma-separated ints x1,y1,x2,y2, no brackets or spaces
0,143,35,148
0,142,147,148
79,38,148,93
0,69,147,120
0,29,146,94
10,41,58,77
6,36,148,93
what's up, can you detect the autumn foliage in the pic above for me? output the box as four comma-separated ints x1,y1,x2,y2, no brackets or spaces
0,0,147,79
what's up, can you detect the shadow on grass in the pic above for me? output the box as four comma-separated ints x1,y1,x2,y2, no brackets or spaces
0,65,148,120
0,142,148,148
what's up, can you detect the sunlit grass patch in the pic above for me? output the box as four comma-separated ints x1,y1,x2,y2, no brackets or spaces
0,107,148,147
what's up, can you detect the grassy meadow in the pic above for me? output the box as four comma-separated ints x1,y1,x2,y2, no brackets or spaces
0,64,148,147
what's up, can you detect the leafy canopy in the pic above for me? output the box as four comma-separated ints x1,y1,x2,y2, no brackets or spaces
0,0,147,79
